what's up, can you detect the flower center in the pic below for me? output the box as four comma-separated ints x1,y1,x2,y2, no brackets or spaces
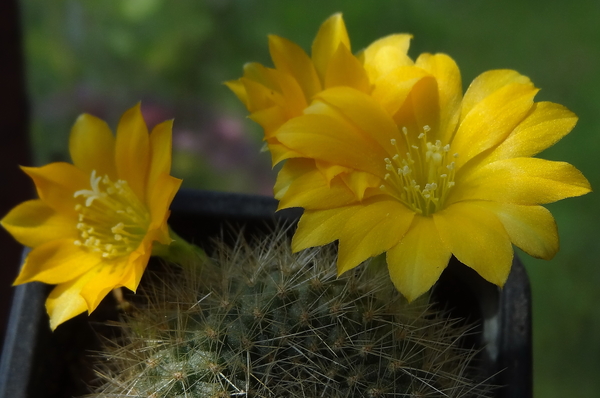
380,125,457,216
73,170,150,259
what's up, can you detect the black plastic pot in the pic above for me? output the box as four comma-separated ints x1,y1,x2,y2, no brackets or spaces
0,189,532,398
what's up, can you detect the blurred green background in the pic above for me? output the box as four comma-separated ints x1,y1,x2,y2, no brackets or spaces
21,0,599,396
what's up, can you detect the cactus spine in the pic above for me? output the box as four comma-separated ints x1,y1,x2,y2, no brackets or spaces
91,227,492,397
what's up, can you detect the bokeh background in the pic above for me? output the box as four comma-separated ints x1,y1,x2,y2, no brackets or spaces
11,0,600,396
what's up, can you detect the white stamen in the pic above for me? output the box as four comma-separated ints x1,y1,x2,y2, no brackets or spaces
73,170,150,259
380,128,458,215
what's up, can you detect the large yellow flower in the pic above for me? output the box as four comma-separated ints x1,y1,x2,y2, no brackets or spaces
1,104,182,329
231,15,592,301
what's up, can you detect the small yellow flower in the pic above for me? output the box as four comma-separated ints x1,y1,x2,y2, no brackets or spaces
230,14,592,301
1,104,182,329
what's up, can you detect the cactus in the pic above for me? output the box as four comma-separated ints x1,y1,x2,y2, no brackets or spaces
91,227,493,397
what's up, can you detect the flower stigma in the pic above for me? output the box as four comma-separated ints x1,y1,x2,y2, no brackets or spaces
380,125,457,216
73,170,150,259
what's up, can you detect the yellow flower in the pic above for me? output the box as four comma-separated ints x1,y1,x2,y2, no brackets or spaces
1,104,182,329
226,13,411,164
231,15,592,301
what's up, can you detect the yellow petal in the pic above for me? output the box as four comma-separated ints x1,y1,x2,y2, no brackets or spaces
1,199,77,248
393,75,440,140
371,66,430,117
127,233,153,265
387,216,452,301
79,259,135,313
415,53,462,143
292,205,362,251
277,165,357,210
242,61,279,90
69,113,117,179
239,76,280,113
313,87,400,155
340,171,381,201
271,69,309,117
147,173,182,232
46,277,89,330
268,140,304,166
237,64,286,115
275,158,351,198
472,201,558,260
249,106,288,139
274,158,311,199
276,112,388,176
147,119,173,199
324,43,370,93
21,163,88,216
122,247,151,292
115,103,150,200
239,68,304,123
485,102,578,162
312,13,351,82
434,202,513,286
224,79,249,109
460,69,532,120
452,82,539,169
337,199,415,274
315,160,352,185
451,157,591,205
361,34,414,81
269,34,321,100
14,239,101,285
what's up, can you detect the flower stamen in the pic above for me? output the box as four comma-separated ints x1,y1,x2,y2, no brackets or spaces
73,170,150,259
380,126,457,216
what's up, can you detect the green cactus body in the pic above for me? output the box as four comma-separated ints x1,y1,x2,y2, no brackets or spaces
92,228,492,398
